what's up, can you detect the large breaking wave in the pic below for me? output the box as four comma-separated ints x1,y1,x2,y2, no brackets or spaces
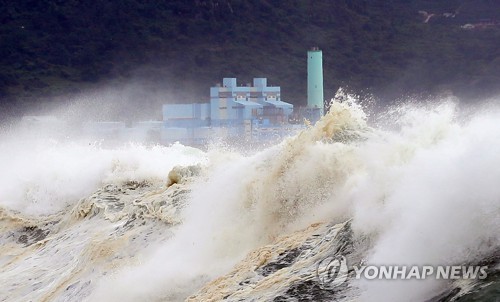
0,93,498,301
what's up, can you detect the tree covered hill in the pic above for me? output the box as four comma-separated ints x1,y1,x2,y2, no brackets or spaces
1,0,499,117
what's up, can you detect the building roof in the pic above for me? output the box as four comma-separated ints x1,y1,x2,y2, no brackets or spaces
263,100,293,109
233,100,263,108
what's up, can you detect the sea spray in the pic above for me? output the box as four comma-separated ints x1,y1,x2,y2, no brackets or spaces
1,95,499,302
87,97,371,301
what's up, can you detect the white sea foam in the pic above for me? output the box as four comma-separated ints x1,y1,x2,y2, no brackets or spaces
0,135,206,216
1,95,499,302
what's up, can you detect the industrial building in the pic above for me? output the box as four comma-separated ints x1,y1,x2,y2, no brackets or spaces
306,47,324,120
161,77,297,145
161,48,325,145
19,49,325,147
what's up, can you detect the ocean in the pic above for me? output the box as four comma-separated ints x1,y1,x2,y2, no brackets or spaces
1,93,499,301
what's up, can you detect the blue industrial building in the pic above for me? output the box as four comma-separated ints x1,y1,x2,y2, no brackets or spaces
20,50,325,146
209,77,293,126
162,77,296,145
162,48,325,146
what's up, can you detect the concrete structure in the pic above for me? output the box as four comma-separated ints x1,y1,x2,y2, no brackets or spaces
209,78,293,126
20,50,326,147
161,77,295,145
161,49,325,146
305,47,324,122
163,103,210,128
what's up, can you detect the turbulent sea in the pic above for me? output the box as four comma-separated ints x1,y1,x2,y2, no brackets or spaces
0,95,499,301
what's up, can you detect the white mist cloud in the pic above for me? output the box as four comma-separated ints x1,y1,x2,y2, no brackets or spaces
4,94,498,302
0,135,206,216
349,102,500,301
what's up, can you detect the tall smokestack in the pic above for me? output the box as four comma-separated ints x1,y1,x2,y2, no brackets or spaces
307,47,324,116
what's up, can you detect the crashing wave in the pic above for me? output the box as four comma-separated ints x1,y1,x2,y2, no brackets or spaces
0,165,200,302
1,93,499,301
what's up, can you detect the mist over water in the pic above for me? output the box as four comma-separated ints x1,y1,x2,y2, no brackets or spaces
0,94,499,301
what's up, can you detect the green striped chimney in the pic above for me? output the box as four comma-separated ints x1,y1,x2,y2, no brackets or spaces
307,47,324,115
